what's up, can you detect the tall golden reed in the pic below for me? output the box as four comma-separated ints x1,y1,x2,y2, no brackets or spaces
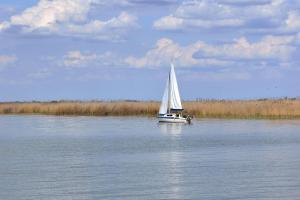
0,99,300,119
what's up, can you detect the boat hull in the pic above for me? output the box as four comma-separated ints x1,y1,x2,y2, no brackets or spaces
158,116,188,123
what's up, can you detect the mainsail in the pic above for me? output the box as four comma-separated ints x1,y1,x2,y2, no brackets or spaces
159,63,183,114
159,79,169,114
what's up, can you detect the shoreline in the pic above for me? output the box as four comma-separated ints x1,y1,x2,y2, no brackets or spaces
1,99,300,119
2,113,300,120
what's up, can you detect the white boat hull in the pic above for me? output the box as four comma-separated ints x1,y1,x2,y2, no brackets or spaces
158,115,188,123
158,64,192,124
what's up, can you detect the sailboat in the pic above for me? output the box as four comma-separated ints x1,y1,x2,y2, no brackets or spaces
158,63,192,123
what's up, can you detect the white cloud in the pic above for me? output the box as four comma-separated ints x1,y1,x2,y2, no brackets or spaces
0,21,10,31
153,15,184,30
153,0,298,32
9,0,90,31
285,11,300,31
64,12,137,40
154,15,243,30
125,35,296,68
153,0,245,30
125,38,233,68
95,0,130,6
198,35,295,60
0,0,137,40
219,0,272,6
0,55,17,66
96,0,179,6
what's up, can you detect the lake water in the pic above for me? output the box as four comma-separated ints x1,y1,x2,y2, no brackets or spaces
1,115,300,200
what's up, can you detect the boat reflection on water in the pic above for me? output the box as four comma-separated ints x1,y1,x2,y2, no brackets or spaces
158,122,185,199
158,122,183,135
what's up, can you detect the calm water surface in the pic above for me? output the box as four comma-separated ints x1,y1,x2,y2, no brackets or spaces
1,115,300,200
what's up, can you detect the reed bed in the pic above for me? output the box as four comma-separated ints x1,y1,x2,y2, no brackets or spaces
1,99,300,119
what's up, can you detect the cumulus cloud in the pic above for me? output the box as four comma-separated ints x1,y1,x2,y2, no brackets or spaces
125,38,233,68
195,35,295,60
9,0,91,31
127,0,179,5
153,0,299,32
285,11,300,31
64,12,137,40
0,0,137,40
125,35,296,68
96,0,179,6
0,21,10,31
219,0,272,6
154,15,243,30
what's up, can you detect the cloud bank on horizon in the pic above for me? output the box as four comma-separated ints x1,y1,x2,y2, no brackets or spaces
0,0,300,100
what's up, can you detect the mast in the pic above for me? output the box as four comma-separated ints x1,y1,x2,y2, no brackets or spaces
169,63,183,112
168,69,171,113
159,63,183,115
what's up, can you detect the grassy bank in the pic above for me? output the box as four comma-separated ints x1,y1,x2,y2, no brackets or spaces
1,99,300,119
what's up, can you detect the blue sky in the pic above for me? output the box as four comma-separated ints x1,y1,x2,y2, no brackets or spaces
0,0,300,101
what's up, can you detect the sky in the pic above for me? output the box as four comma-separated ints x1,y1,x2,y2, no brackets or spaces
0,0,300,101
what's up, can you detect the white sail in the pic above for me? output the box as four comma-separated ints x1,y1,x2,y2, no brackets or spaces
169,63,182,110
159,79,169,114
159,63,183,114
158,64,191,123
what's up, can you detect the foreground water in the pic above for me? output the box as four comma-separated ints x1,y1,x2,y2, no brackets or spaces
1,115,300,200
